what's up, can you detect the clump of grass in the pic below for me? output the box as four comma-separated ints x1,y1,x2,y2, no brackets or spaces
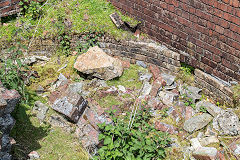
232,84,240,107
107,64,147,90
176,63,195,84
94,64,147,108
97,95,123,108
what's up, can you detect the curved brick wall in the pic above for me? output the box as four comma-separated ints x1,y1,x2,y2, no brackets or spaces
109,0,240,82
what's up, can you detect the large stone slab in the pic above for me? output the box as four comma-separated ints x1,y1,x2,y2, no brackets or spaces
196,100,222,117
0,88,21,117
139,81,152,99
158,91,178,106
183,113,213,133
74,46,123,80
180,85,202,103
161,73,175,86
213,109,240,136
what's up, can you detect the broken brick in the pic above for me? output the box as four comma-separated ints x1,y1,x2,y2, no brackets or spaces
155,121,178,134
150,76,166,97
149,64,161,80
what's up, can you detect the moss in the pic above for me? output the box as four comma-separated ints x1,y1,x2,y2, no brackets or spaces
176,70,195,85
107,64,147,90
29,55,79,90
206,142,220,149
96,95,123,108
37,127,88,160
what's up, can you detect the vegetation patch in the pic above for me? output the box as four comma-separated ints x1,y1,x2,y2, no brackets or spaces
176,62,195,84
107,64,147,90
30,55,78,89
232,84,240,107
0,0,139,45
11,91,88,160
94,107,170,160
97,95,123,109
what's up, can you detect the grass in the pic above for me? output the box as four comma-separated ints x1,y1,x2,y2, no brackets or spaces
0,0,139,45
92,64,147,108
107,64,147,90
36,127,88,160
11,91,88,160
97,95,123,108
232,84,240,107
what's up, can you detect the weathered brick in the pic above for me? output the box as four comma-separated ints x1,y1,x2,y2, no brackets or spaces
155,121,178,134
109,0,240,82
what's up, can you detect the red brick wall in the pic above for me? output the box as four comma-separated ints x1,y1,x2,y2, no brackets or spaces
0,0,20,17
109,0,240,82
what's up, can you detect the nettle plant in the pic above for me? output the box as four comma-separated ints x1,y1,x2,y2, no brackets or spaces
54,10,72,55
75,29,104,55
0,41,28,101
19,0,43,19
94,107,170,160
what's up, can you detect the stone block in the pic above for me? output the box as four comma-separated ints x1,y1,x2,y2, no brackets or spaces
200,136,219,146
183,113,213,133
192,147,218,160
52,96,88,123
0,89,20,116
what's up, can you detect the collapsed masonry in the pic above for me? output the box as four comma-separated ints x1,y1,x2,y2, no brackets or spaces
0,82,20,160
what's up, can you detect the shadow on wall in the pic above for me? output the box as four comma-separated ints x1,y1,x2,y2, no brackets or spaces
10,91,50,160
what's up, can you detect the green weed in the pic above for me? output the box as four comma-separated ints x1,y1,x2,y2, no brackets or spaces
176,63,195,84
199,106,207,113
0,41,29,101
94,107,170,160
19,0,43,20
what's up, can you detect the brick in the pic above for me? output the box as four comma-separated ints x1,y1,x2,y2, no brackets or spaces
155,121,178,134
149,64,161,80
212,54,221,63
201,57,217,69
150,76,166,97
215,25,224,34
230,0,239,7
147,57,161,66
0,1,10,8
230,23,240,33
222,58,239,71
222,0,230,4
